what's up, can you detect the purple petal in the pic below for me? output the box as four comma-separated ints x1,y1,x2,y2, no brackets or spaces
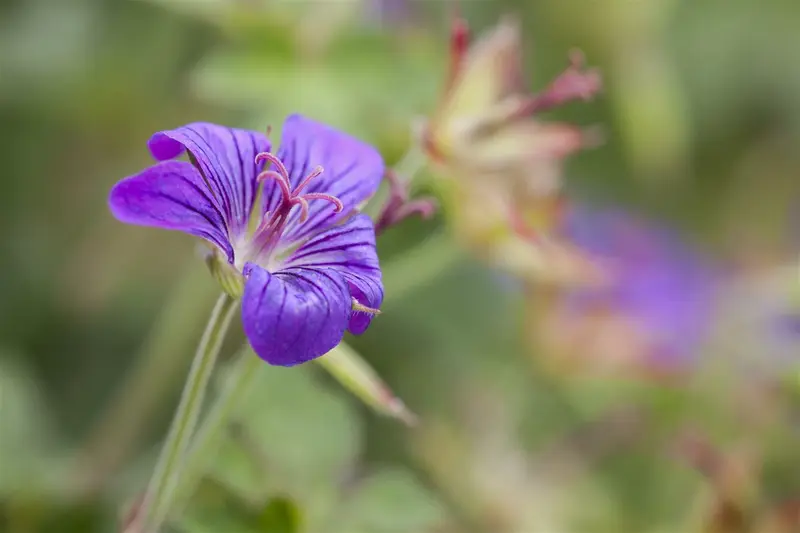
563,206,718,366
109,160,234,261
241,263,351,366
284,214,383,334
148,123,271,236
775,312,800,338
276,115,384,243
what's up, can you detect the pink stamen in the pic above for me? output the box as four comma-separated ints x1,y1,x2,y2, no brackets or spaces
257,170,293,203
293,165,324,195
300,192,344,213
254,152,290,181
292,197,310,223
249,151,345,258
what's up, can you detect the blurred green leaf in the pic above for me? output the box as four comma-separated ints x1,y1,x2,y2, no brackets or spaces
333,469,447,533
179,478,269,533
190,32,438,142
256,496,301,533
208,364,360,509
183,363,451,533
0,353,62,494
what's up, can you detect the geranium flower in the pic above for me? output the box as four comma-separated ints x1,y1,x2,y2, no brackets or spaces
109,115,384,366
532,206,718,377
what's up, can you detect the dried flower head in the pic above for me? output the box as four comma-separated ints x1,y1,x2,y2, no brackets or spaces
423,16,600,201
421,16,601,280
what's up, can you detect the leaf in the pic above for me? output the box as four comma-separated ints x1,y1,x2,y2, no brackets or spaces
178,478,265,533
179,479,303,533
333,469,447,533
189,32,439,143
0,352,62,494
256,496,302,533
208,364,361,507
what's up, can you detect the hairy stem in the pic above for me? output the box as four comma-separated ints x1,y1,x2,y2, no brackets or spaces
134,293,238,533
168,348,263,518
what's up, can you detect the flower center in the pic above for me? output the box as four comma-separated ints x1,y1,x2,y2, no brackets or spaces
243,151,343,267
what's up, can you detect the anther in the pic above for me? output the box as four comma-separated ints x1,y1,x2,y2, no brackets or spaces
352,298,382,315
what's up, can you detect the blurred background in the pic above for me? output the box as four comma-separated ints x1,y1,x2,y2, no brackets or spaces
1,0,799,532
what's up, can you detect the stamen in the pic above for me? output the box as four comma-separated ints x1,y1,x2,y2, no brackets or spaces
294,165,324,195
248,152,346,261
255,152,290,182
257,169,293,203
300,193,344,213
352,298,382,315
292,197,310,223
254,209,282,237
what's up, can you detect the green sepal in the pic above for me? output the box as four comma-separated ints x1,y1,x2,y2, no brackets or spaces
315,342,417,426
205,251,244,299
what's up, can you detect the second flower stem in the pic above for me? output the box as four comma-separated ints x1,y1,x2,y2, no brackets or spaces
136,292,238,533
169,347,263,518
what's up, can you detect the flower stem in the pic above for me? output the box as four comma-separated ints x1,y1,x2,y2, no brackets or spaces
168,348,263,519
135,293,238,533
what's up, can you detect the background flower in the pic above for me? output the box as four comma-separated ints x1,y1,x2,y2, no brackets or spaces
530,206,719,377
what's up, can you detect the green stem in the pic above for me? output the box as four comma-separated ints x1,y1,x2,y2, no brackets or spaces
136,293,238,533
169,348,263,518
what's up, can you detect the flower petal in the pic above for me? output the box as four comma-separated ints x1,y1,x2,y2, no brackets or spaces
148,123,272,236
241,263,352,366
284,214,383,334
277,115,384,242
562,207,717,365
109,160,234,261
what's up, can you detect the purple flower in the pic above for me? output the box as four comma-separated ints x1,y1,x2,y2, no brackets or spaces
556,206,718,371
109,115,385,366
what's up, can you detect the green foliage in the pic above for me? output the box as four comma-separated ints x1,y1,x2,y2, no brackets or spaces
176,363,447,532
0,354,62,495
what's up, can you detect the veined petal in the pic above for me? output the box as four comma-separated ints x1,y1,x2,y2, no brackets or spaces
109,160,234,262
277,115,384,242
241,263,351,366
284,214,383,335
148,123,272,236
